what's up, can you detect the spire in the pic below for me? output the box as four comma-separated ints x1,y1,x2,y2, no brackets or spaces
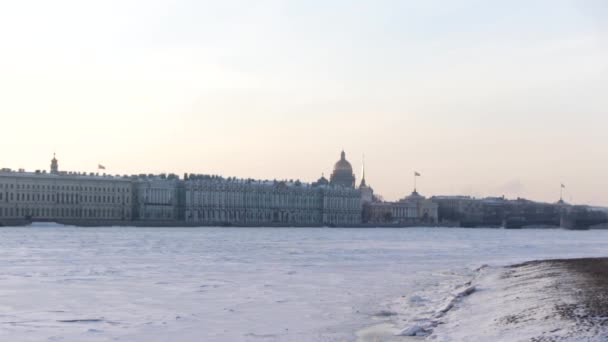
558,183,566,204
360,154,367,188
340,150,346,160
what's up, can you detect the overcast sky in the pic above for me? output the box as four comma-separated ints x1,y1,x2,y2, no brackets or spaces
1,0,607,205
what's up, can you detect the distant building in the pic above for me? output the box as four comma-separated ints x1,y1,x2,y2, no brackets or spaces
0,153,368,227
330,151,355,188
183,177,323,226
13,151,552,227
431,196,483,226
183,175,361,227
366,200,418,224
321,186,362,226
0,155,133,224
429,195,589,228
401,191,439,224
364,190,438,225
134,175,182,221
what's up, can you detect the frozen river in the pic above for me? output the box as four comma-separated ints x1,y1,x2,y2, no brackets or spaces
1,227,607,341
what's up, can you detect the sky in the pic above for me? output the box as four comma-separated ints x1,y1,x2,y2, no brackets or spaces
0,0,607,205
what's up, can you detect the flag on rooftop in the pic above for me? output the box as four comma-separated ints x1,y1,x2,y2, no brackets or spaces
415,172,421,177
98,164,106,170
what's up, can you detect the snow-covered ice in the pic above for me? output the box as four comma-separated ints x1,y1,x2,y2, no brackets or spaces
431,259,608,341
0,227,607,341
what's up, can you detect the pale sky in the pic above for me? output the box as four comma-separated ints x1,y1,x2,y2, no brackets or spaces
1,0,607,205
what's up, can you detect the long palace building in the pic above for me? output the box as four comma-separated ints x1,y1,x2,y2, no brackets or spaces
1,154,604,227
0,151,376,227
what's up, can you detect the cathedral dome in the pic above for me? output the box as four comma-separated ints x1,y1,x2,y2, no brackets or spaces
333,151,353,172
330,150,355,188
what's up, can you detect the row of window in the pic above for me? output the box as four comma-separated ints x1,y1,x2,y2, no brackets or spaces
323,214,361,224
0,182,131,193
0,192,130,204
141,193,174,204
323,198,360,210
183,194,359,210
186,192,322,208
185,186,360,197
183,209,359,224
0,206,131,219
185,209,322,223
185,186,321,196
142,209,175,219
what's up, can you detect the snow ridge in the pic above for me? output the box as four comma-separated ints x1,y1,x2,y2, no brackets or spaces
397,265,488,337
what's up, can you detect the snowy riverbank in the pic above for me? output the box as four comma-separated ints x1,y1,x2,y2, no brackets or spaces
359,258,608,341
432,258,608,341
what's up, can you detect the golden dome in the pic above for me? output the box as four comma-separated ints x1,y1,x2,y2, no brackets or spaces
330,151,356,188
333,151,353,172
